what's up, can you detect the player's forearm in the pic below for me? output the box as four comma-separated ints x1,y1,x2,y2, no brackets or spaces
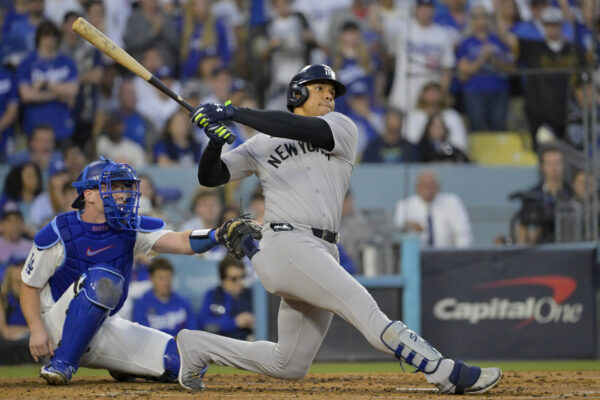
198,141,231,186
20,283,46,332
232,107,335,151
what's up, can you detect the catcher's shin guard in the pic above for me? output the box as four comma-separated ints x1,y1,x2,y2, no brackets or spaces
380,321,443,374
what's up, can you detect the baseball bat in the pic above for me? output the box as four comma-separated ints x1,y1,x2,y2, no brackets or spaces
71,17,235,144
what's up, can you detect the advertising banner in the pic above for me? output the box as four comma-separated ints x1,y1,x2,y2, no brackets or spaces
421,246,598,359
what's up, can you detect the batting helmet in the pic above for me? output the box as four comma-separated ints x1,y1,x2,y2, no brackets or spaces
72,157,141,231
286,64,346,112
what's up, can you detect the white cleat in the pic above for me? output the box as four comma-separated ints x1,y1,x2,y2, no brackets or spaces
430,359,502,395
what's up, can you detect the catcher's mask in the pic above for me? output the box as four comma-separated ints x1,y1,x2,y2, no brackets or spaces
72,157,141,231
286,64,346,112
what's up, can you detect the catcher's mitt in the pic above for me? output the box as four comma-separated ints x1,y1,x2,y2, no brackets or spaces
217,216,263,259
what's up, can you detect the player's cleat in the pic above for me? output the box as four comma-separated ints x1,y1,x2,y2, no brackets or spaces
177,331,207,391
40,360,74,385
430,359,502,395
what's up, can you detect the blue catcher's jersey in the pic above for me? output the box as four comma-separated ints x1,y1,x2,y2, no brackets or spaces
34,211,164,315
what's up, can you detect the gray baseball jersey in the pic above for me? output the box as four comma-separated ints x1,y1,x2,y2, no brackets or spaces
178,111,407,380
222,112,357,231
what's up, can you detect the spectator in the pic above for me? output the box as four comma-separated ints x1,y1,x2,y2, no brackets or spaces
180,0,232,80
198,255,254,340
62,143,87,181
404,82,468,153
394,170,473,248
0,202,33,264
180,188,223,232
103,0,134,50
330,21,379,114
44,0,82,26
0,0,45,67
9,124,62,171
60,6,104,150
434,0,469,44
201,65,233,104
230,95,260,145
457,6,514,131
96,112,147,169
515,146,572,244
256,0,313,109
0,254,29,340
496,4,584,147
339,190,374,271
60,179,77,213
557,169,596,242
118,79,154,150
1,0,29,42
417,113,469,163
249,189,265,224
388,0,455,112
510,0,573,42
153,110,202,166
362,108,418,164
181,46,221,103
1,162,43,232
566,78,600,151
124,0,178,70
29,158,69,229
0,66,19,161
137,173,167,221
345,80,385,158
132,257,197,337
134,50,181,132
17,20,79,145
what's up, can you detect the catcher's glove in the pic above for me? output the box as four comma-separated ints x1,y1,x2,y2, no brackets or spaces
217,216,263,259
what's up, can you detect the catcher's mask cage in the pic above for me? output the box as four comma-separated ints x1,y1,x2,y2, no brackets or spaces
286,64,346,112
71,157,141,231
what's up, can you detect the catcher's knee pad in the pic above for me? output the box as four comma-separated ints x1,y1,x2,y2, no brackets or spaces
380,321,442,374
82,265,125,310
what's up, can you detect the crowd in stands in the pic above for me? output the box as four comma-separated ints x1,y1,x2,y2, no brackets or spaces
0,0,599,346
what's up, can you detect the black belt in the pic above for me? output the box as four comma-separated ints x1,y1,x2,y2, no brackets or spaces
270,223,340,244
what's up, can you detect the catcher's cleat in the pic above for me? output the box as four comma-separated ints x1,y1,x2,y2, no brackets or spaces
40,360,74,385
177,331,207,391
430,359,502,395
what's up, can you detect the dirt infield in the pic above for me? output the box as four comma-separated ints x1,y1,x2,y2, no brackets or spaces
1,371,599,399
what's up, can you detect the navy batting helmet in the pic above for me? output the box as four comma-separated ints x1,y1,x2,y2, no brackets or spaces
286,64,346,112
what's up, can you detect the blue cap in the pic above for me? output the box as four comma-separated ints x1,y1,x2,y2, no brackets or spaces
347,80,369,96
0,200,21,219
48,158,68,177
417,0,435,6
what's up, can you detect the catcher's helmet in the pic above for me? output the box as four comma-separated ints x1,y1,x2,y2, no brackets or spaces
286,64,346,112
72,157,141,231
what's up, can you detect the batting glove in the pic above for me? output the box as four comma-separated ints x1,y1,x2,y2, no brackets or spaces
204,123,233,146
191,100,234,128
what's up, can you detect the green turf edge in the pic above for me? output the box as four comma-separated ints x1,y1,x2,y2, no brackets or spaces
1,360,599,378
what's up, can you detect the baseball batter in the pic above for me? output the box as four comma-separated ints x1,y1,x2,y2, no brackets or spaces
181,64,502,395
19,158,240,385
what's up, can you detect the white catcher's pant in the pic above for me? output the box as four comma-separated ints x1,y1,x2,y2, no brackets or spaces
180,226,394,378
42,281,172,376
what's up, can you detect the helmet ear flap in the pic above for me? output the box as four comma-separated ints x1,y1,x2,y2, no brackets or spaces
287,83,309,112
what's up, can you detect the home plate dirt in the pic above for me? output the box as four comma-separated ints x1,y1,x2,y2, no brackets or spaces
1,371,599,399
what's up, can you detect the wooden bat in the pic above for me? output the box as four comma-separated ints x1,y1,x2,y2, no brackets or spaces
72,17,236,144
